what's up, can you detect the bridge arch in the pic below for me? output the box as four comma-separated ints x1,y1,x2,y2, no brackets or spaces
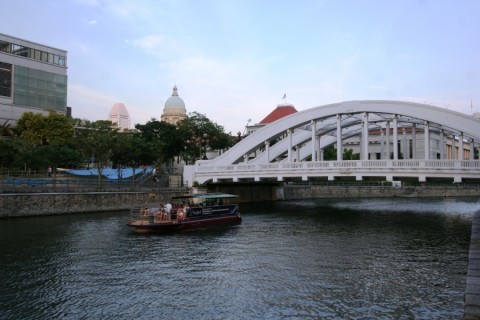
185,100,480,186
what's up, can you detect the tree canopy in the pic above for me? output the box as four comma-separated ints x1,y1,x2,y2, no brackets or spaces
176,112,234,162
17,112,73,146
2,111,236,173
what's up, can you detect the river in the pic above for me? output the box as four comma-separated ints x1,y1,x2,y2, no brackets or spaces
0,197,479,319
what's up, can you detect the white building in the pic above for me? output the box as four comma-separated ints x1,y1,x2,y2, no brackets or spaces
108,102,130,130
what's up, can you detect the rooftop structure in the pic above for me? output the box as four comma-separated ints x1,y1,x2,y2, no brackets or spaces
108,102,130,130
259,103,298,124
246,103,298,136
161,85,188,125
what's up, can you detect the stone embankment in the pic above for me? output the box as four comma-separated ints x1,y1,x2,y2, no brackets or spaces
214,183,480,203
0,190,186,218
465,210,480,319
1,184,479,218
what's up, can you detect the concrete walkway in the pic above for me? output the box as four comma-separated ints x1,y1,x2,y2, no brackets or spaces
465,210,480,319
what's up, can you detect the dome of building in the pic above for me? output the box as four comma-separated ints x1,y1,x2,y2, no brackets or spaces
161,85,188,125
163,85,186,112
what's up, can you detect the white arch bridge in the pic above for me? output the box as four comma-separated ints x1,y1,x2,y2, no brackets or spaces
184,100,480,186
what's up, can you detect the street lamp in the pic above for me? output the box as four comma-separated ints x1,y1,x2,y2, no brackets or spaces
202,133,209,160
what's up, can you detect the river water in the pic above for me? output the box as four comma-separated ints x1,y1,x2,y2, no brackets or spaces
0,197,479,319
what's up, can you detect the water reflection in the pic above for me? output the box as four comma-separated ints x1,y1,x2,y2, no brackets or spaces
0,197,478,319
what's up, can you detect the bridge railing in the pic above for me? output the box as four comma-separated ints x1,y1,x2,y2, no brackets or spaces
197,159,480,172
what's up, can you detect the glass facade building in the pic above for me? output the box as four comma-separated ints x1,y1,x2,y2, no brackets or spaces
0,33,68,126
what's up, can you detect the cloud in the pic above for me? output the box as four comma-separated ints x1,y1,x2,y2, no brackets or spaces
130,34,168,56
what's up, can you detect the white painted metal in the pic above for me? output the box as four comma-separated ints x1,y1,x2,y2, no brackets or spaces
184,100,480,186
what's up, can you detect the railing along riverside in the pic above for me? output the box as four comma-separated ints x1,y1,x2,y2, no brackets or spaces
0,176,189,194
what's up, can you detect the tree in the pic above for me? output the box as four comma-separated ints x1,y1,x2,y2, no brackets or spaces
17,112,73,145
39,143,82,170
135,120,184,168
74,120,119,183
110,130,140,168
0,120,17,139
343,148,360,160
176,112,234,162
14,112,78,172
323,145,337,160
0,139,18,169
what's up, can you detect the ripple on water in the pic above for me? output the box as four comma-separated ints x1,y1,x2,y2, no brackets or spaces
0,198,475,319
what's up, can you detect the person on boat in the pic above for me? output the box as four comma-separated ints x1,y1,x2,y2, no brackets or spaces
177,203,188,221
148,207,157,223
154,204,164,221
183,202,192,217
141,207,149,220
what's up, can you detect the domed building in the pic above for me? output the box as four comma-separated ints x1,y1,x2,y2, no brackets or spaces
161,85,188,125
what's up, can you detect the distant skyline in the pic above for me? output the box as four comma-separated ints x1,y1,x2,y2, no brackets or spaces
2,0,479,133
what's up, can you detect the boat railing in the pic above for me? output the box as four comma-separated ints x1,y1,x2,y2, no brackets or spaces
130,207,175,224
130,208,146,221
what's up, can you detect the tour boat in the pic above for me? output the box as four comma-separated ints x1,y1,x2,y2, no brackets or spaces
127,193,242,232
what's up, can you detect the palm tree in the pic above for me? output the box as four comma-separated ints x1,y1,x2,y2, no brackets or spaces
0,120,16,139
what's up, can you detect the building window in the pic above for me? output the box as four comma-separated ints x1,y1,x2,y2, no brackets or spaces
0,62,12,97
13,65,67,112
1,39,66,67
0,41,10,53
12,44,28,57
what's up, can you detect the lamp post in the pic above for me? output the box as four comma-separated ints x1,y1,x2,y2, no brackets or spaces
202,133,209,160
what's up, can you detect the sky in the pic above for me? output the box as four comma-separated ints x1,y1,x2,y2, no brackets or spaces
2,0,479,134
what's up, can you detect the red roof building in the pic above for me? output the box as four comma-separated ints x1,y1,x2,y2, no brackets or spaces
245,103,298,136
259,103,298,124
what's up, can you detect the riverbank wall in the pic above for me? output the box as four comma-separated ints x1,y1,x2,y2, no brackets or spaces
1,184,479,218
0,190,187,218
465,210,480,319
212,183,480,203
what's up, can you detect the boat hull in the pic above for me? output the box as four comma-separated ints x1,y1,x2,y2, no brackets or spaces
127,214,242,233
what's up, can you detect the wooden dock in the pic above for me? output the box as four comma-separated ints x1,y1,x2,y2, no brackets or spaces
465,210,480,319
